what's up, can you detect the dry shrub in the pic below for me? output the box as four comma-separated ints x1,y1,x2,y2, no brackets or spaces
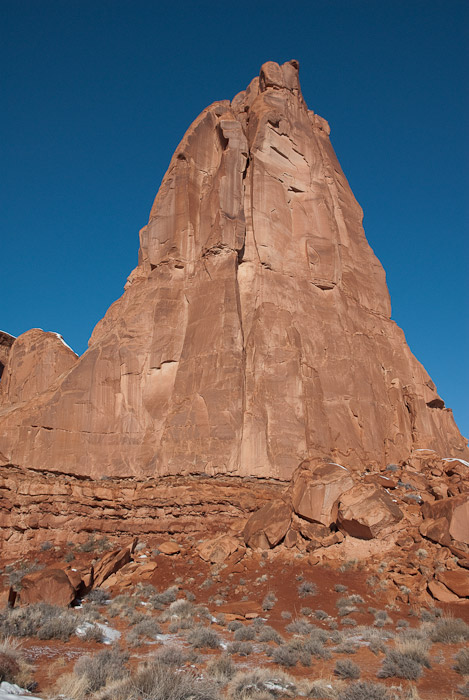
127,660,221,700
234,625,256,641
228,668,297,699
377,651,423,681
206,654,236,682
53,672,89,700
187,625,220,649
334,659,360,679
74,648,129,693
431,616,469,644
338,681,390,700
454,648,469,676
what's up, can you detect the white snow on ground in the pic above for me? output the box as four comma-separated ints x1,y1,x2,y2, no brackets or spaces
75,622,121,645
0,331,16,339
0,682,42,700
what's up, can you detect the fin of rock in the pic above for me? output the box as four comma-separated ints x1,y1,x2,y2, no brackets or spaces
0,61,467,479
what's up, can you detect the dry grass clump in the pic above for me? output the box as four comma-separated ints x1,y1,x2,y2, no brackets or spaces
206,654,237,682
286,618,313,635
334,659,360,679
271,644,299,667
187,625,220,649
454,648,469,676
233,625,256,641
87,588,110,605
159,598,195,622
257,625,283,644
74,648,129,694
338,681,390,700
393,637,431,669
92,660,221,700
227,668,297,699
0,638,33,688
430,616,469,644
126,617,162,646
377,650,423,681
0,602,77,641
227,641,253,656
262,592,277,611
149,585,179,610
298,581,318,598
301,678,345,698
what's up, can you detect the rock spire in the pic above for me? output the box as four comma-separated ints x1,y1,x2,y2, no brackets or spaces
0,60,467,478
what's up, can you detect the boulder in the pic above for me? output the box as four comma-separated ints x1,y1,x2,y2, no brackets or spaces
436,569,469,598
158,541,181,555
19,568,76,607
243,499,291,549
419,517,452,547
422,494,469,546
93,547,132,587
427,579,460,603
337,484,403,539
197,535,240,564
290,460,354,527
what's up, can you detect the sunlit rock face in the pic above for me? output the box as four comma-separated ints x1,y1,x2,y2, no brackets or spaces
0,60,467,478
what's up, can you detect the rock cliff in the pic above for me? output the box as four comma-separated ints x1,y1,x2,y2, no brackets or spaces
0,60,467,480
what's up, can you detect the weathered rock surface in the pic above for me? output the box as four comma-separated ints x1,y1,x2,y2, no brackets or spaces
243,499,291,549
421,494,469,546
337,483,403,539
0,329,77,407
436,569,469,598
0,61,466,480
197,534,241,564
18,568,76,607
0,331,15,382
0,464,280,556
290,460,354,526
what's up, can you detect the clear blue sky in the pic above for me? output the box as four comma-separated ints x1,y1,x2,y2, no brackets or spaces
1,0,468,438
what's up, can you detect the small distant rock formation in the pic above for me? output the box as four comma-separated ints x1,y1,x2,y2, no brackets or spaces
0,60,467,481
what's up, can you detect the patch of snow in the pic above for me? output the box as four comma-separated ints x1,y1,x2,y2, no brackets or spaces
76,621,120,645
443,458,469,467
97,622,121,644
0,331,16,340
50,332,78,355
0,682,42,700
138,554,148,558
329,462,349,471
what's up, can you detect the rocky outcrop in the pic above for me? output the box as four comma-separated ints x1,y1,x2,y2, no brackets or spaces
0,463,281,556
0,61,466,480
0,329,77,406
0,331,15,382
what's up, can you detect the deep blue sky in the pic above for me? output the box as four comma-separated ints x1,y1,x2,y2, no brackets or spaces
2,1,468,438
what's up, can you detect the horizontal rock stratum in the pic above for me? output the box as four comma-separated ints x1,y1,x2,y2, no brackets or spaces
0,60,467,479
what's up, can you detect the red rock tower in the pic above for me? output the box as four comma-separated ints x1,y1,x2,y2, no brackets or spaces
0,61,467,479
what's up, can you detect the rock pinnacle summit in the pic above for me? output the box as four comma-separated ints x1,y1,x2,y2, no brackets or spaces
0,60,467,479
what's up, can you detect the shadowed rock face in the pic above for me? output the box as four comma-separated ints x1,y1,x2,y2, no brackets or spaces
0,60,467,479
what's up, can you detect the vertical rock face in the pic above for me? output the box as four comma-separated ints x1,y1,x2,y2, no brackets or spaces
0,61,467,479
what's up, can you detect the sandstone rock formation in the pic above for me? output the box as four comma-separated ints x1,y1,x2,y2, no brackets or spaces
0,331,15,381
18,568,76,607
0,60,467,480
